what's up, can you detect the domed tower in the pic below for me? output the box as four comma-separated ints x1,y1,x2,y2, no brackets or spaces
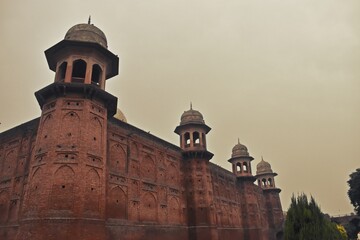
256,157,284,238
174,105,217,239
228,139,255,180
17,21,119,240
256,157,279,190
174,104,212,155
44,22,118,89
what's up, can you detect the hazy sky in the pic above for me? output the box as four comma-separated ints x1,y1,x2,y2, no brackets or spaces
0,0,359,215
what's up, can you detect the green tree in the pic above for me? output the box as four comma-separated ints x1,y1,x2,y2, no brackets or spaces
284,194,346,240
348,168,360,215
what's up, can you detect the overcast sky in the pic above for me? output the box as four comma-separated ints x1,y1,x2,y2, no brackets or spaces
0,0,359,216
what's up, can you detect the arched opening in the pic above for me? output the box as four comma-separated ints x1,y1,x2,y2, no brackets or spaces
193,132,200,146
184,132,190,148
257,179,261,186
91,64,102,86
268,178,273,187
56,62,67,82
262,178,267,187
243,162,248,172
276,231,284,240
236,163,241,172
72,59,87,83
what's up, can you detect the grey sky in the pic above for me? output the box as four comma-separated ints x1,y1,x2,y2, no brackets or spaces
0,0,359,215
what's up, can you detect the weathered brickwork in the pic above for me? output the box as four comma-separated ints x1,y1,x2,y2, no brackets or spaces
0,22,284,240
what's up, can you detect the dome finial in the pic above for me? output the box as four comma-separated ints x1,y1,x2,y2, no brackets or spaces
238,138,240,144
261,155,264,161
88,15,91,24
190,102,193,110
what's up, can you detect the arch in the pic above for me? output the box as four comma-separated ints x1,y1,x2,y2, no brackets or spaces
130,142,139,159
193,131,200,145
91,64,102,86
50,165,75,210
141,155,156,181
90,117,102,154
61,111,80,146
257,179,261,187
0,191,9,224
168,197,180,224
262,178,267,187
25,167,43,214
3,150,16,177
107,186,127,219
268,178,273,187
236,162,241,172
243,162,248,172
166,163,178,186
276,231,284,240
56,61,67,82
84,168,100,213
72,59,87,83
109,144,126,173
140,192,157,222
184,132,190,147
40,114,53,148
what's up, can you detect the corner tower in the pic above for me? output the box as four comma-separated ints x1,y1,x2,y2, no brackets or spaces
256,158,284,239
17,22,119,240
175,106,217,240
256,158,279,190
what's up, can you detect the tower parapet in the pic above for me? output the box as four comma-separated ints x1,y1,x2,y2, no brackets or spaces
174,105,213,160
256,157,280,192
228,140,255,181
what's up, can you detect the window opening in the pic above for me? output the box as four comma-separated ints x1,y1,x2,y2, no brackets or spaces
184,132,190,147
243,162,248,172
91,64,102,86
193,132,200,146
72,59,86,83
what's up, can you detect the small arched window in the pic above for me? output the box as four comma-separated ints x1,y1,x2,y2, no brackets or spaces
184,132,190,147
262,178,267,187
72,59,87,83
243,162,248,172
236,163,241,172
193,132,200,146
91,64,102,86
268,178,273,187
56,62,67,82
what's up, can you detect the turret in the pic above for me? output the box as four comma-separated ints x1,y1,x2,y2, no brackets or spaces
256,157,280,191
174,105,217,239
256,157,284,238
17,21,119,240
228,139,255,180
174,104,213,160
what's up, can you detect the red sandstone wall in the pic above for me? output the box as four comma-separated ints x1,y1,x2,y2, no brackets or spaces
0,117,283,240
209,163,272,240
105,120,188,239
0,119,39,240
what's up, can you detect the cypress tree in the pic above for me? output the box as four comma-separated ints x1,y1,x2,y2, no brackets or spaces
284,194,346,240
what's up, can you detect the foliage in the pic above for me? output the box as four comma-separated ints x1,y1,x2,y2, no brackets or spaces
348,168,360,215
336,224,348,240
344,218,360,240
284,194,346,240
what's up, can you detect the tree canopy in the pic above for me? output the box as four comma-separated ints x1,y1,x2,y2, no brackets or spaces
284,194,346,240
348,168,360,215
